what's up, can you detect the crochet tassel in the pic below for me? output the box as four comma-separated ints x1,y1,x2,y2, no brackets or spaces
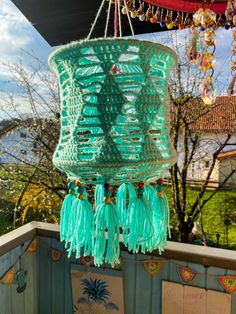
151,179,171,254
67,185,94,258
123,182,153,254
95,183,104,208
144,184,156,202
94,184,120,267
116,183,135,228
60,182,76,242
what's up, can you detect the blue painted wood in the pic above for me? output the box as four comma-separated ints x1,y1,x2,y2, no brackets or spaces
0,243,37,314
24,248,38,314
64,251,73,314
2,236,236,314
51,239,66,314
207,266,226,292
10,246,25,314
0,252,12,314
134,254,152,314
122,252,136,314
151,256,169,314
38,237,52,314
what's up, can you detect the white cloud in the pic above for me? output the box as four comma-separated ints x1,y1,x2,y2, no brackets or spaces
0,0,33,59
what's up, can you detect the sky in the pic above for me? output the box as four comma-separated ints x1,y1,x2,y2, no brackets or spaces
0,0,233,118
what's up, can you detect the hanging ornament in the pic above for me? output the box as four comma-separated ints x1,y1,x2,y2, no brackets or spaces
184,13,192,28
67,183,94,259
145,4,153,21
164,10,172,24
225,0,236,23
178,265,197,283
16,269,27,293
204,29,216,46
137,1,145,21
218,275,236,294
81,255,94,267
193,7,216,29
0,267,16,285
174,12,181,26
201,75,216,105
27,238,38,253
199,53,216,71
150,6,157,23
188,27,201,64
51,249,63,261
16,256,27,293
227,29,236,94
178,12,185,30
49,0,177,266
143,259,162,276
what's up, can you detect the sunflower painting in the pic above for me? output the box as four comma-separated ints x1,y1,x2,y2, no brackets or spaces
71,265,124,314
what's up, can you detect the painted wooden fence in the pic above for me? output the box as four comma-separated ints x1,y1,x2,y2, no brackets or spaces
1,225,236,314
0,241,37,314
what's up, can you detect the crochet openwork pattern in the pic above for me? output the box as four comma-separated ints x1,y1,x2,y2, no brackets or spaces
49,38,177,184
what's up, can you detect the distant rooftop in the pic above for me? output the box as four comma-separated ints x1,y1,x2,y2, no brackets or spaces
190,96,236,133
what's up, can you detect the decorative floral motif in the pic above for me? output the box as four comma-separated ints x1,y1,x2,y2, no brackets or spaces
218,276,236,294
143,259,162,276
178,266,197,283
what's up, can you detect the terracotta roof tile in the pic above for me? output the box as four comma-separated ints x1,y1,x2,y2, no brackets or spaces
190,96,236,133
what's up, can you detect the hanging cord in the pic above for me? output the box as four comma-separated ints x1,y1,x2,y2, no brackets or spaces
86,0,107,40
104,0,113,38
123,0,135,36
118,0,122,37
114,0,118,38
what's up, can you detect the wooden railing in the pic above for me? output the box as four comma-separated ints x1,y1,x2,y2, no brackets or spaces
1,221,236,270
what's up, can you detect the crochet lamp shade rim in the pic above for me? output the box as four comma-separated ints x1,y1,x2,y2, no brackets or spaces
48,37,177,70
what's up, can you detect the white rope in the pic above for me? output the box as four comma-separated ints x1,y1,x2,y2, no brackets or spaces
118,0,122,37
86,0,107,40
123,0,135,36
104,0,112,38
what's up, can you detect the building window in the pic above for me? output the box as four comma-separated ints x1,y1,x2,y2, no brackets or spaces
205,161,210,168
20,132,26,138
20,149,27,155
191,162,195,178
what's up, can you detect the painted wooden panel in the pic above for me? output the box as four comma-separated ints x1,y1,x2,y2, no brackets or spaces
38,237,52,314
162,281,184,314
36,236,236,314
51,240,65,314
0,242,37,314
162,281,232,314
183,285,207,314
207,290,231,314
121,252,136,314
2,234,236,314
0,252,12,314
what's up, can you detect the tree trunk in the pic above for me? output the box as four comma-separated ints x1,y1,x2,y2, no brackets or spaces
178,222,193,243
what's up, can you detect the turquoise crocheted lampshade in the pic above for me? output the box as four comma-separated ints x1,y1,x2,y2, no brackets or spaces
49,38,177,184
49,38,177,266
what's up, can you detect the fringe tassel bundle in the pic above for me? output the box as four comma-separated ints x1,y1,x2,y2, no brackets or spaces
60,179,170,266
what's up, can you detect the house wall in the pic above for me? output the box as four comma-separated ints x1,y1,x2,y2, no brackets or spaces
0,126,37,164
219,156,236,187
174,132,236,186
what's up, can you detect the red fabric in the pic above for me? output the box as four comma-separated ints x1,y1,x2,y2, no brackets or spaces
143,0,227,14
